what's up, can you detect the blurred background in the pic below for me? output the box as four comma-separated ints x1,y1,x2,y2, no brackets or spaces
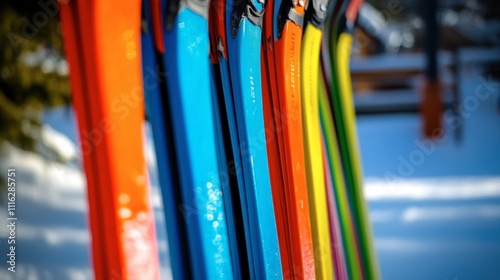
0,0,499,279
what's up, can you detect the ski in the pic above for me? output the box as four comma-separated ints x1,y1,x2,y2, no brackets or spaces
326,0,380,278
262,0,316,277
159,0,236,277
208,0,286,277
319,63,364,279
209,0,253,277
322,131,349,280
210,62,246,280
140,1,191,278
300,0,335,277
59,0,160,278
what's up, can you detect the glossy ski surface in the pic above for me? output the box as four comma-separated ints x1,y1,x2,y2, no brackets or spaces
163,5,234,279
140,1,193,278
262,0,316,277
59,0,160,278
224,0,284,277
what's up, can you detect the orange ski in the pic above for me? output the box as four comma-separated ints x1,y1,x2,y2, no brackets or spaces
262,0,316,277
59,1,160,279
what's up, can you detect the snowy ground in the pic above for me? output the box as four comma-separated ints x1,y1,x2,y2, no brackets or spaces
0,58,499,279
358,61,500,280
0,123,172,280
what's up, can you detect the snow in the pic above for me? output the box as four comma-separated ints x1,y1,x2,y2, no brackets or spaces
357,59,500,279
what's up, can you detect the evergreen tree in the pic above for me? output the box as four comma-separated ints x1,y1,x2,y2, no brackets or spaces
0,0,70,197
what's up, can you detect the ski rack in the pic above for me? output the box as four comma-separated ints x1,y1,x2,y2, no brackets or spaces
262,0,316,277
59,0,160,279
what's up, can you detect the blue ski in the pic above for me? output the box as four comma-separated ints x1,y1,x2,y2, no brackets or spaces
160,0,236,277
226,0,283,278
209,0,284,277
140,1,191,278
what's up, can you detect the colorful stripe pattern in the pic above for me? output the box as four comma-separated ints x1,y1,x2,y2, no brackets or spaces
59,0,379,278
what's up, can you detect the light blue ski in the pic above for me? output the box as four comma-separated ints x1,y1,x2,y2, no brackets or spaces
163,0,235,278
225,0,284,278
